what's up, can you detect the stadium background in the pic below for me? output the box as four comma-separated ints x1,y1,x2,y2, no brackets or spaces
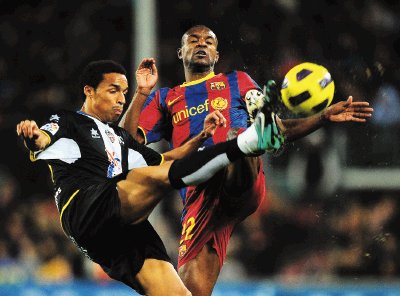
1,0,400,295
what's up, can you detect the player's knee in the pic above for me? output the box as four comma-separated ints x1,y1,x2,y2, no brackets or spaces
179,263,215,295
178,266,193,288
179,274,207,296
240,197,260,217
175,286,192,296
144,284,191,296
169,288,192,296
222,187,263,221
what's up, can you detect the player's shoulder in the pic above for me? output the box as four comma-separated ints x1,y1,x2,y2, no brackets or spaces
160,86,184,101
149,87,172,101
63,109,91,122
159,86,172,92
53,110,100,125
42,109,71,122
169,83,183,93
220,70,253,79
152,86,171,94
230,70,252,77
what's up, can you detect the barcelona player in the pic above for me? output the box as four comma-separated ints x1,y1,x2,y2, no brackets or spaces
123,25,373,295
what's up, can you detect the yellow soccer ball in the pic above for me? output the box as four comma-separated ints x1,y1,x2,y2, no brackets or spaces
281,62,335,115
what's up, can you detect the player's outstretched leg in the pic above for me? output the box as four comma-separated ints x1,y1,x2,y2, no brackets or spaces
168,105,284,189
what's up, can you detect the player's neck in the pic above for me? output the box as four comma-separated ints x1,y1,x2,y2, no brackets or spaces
185,68,214,83
80,105,103,122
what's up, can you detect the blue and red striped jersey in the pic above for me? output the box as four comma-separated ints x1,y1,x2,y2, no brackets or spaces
138,71,261,149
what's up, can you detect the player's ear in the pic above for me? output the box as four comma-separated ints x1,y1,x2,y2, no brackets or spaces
215,51,219,63
84,85,94,99
177,48,183,59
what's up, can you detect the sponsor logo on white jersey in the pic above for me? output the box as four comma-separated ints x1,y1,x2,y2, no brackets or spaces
105,130,115,143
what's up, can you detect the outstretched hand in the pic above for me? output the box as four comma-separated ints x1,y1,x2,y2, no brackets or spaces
203,110,227,137
136,58,158,93
323,96,374,123
16,120,41,139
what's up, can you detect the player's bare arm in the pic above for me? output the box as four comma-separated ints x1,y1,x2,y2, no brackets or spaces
119,57,158,140
278,96,373,141
163,110,227,161
16,120,50,150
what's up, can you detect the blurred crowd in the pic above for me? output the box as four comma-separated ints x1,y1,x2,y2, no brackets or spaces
1,0,400,286
235,190,400,282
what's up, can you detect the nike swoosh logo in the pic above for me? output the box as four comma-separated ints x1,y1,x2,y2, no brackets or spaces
167,95,183,106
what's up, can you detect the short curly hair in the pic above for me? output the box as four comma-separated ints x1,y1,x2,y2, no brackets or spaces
79,60,127,101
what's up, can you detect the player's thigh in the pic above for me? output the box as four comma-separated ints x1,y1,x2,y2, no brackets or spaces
117,162,173,223
223,156,260,194
220,157,264,219
224,127,260,193
136,258,191,296
125,161,173,189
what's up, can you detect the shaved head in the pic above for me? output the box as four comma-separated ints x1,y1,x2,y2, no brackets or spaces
181,25,218,47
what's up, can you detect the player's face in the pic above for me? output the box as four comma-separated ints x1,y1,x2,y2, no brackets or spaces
179,27,219,71
85,73,128,123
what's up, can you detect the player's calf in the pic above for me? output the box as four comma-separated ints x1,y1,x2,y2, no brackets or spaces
224,127,260,191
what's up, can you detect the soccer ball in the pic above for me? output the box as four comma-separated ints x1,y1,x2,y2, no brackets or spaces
280,62,335,115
